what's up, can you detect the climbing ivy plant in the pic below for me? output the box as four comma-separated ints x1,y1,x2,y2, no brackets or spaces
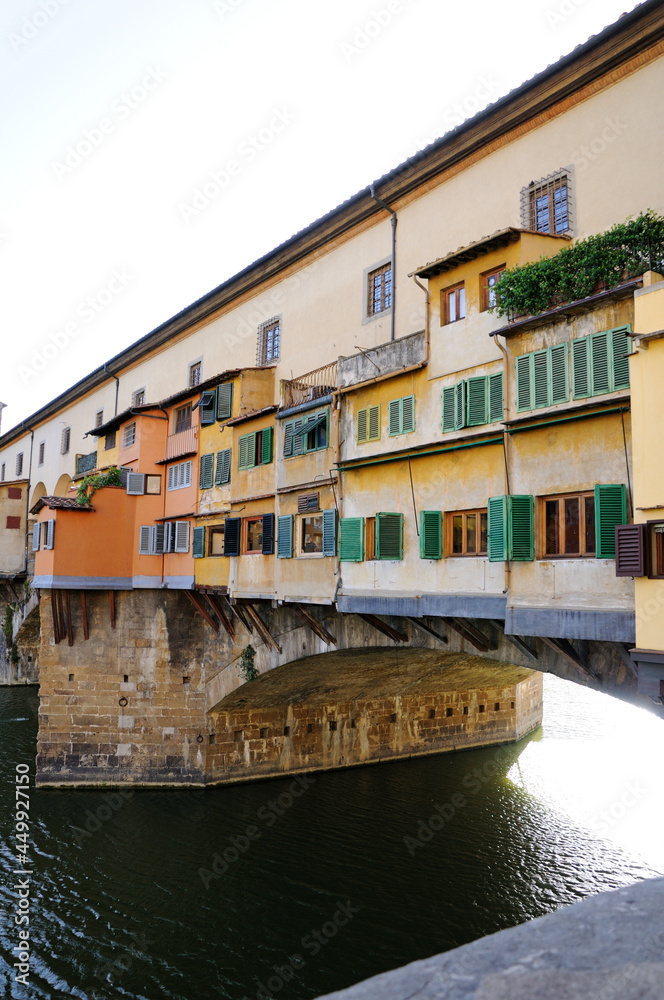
493,210,664,319
75,466,123,507
239,644,258,682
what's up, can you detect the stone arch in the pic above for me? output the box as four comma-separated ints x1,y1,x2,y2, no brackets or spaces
54,473,73,497
30,482,47,508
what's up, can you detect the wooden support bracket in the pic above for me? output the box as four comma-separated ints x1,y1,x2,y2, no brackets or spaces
184,590,219,632
294,604,337,645
231,603,254,633
441,617,495,652
50,591,61,644
613,642,638,677
244,604,282,654
358,613,408,643
80,591,89,640
64,590,74,646
407,617,448,645
540,636,600,681
109,591,116,629
204,593,235,640
56,591,66,644
492,620,538,661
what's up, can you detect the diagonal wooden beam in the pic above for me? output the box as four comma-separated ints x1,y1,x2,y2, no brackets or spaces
244,604,282,653
492,620,538,661
407,617,448,645
204,593,235,640
294,603,337,645
109,591,116,630
539,636,600,681
231,602,254,633
184,590,219,632
441,617,494,652
613,642,638,677
358,613,408,643
64,590,74,646
51,591,61,644
56,590,66,645
80,591,89,640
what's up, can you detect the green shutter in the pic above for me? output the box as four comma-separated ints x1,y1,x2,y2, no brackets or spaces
339,517,364,561
572,337,590,399
224,518,241,556
215,448,231,485
516,354,532,412
357,408,368,443
376,512,403,560
419,510,442,559
388,399,402,436
283,421,294,457
533,350,549,408
487,495,508,561
216,383,233,420
488,372,504,423
455,381,466,429
591,332,610,395
442,386,456,433
199,453,214,489
322,509,337,556
401,395,415,433
549,343,569,404
277,514,293,558
192,526,206,558
611,326,631,390
292,419,305,456
466,376,488,426
368,405,381,441
508,495,534,561
261,426,273,464
199,390,217,426
262,513,275,555
238,433,256,470
595,483,627,558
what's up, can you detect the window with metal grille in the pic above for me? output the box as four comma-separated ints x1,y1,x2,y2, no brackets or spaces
132,388,146,407
256,317,281,365
441,282,466,324
61,427,71,454
175,405,192,433
481,266,506,311
122,422,136,448
16,453,23,477
449,509,488,556
189,361,202,387
38,442,45,466
367,262,392,317
521,168,572,235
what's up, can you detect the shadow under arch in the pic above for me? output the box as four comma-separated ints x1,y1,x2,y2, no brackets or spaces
53,473,73,497
30,481,47,507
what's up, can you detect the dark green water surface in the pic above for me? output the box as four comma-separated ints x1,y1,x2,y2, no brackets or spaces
1,676,662,999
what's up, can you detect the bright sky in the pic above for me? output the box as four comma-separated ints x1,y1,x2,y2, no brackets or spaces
0,0,644,433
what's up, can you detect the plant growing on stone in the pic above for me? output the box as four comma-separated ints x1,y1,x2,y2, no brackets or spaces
76,466,123,507
239,644,258,682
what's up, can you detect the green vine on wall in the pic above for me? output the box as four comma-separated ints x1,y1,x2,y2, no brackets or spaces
75,466,123,507
3,604,17,665
493,210,664,319
239,644,258,683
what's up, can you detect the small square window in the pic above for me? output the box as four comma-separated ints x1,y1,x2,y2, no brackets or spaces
446,707,453,718
208,525,225,556
429,708,436,719
145,475,161,495
463,706,468,715
95,410,104,428
105,431,116,451
441,283,465,325
1,463,5,481
481,266,506,312
234,730,243,742
494,703,500,711
479,704,485,713
189,362,202,388
175,405,192,433
283,725,290,736
260,728,268,739
300,515,324,555
257,318,280,365
123,423,136,448
6,516,20,529
366,262,392,317
329,720,337,731
132,388,146,407
244,517,263,553
307,723,314,734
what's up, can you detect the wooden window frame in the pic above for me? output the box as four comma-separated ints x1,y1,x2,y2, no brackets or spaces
175,404,192,433
208,525,226,557
366,262,392,317
132,388,146,407
480,265,506,312
243,516,264,554
441,282,466,325
299,513,325,557
646,520,664,579
257,317,281,365
539,491,596,559
365,516,376,561
447,509,488,557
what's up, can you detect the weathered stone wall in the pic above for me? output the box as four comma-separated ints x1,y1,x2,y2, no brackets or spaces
0,588,39,685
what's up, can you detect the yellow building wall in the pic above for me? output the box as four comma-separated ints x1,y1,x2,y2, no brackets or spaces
0,480,30,575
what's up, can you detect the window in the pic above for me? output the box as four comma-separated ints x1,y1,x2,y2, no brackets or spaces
298,492,320,513
61,427,71,454
388,396,415,436
95,410,104,428
542,492,595,557
6,516,20,529
521,168,571,235
441,283,466,324
175,405,192,433
105,431,116,451
356,405,381,443
132,388,146,407
216,383,233,421
481,267,506,311
376,512,403,560
146,475,161,495
256,317,280,365
243,514,275,555
208,525,225,556
367,262,392,317
16,454,23,477
571,326,631,399
442,373,503,431
516,345,568,412
300,515,324,555
138,524,164,555
215,448,232,485
283,411,328,457
365,516,376,560
122,423,136,448
164,521,190,553
189,361,202,387
238,428,274,470
449,509,488,556
192,526,206,558
38,442,45,466
167,460,192,491
1,463,4,481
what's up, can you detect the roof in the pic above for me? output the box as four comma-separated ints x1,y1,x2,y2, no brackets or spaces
225,405,279,427
30,496,93,515
1,0,662,448
411,228,570,279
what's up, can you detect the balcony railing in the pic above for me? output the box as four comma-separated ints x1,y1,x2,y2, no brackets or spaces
165,425,198,461
281,362,337,410
75,451,97,475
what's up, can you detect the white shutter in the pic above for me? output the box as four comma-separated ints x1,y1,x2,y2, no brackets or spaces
32,522,41,552
138,525,151,554
182,461,192,487
126,473,146,495
164,522,174,553
44,519,55,550
167,467,176,491
151,524,165,554
174,521,190,553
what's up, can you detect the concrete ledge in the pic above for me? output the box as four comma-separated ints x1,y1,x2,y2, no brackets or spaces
337,592,507,619
317,877,664,999
506,606,635,643
31,575,133,590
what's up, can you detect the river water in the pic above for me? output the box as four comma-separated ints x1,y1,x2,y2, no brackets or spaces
1,674,663,1000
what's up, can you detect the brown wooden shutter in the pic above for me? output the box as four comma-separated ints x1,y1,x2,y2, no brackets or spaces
615,523,646,577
